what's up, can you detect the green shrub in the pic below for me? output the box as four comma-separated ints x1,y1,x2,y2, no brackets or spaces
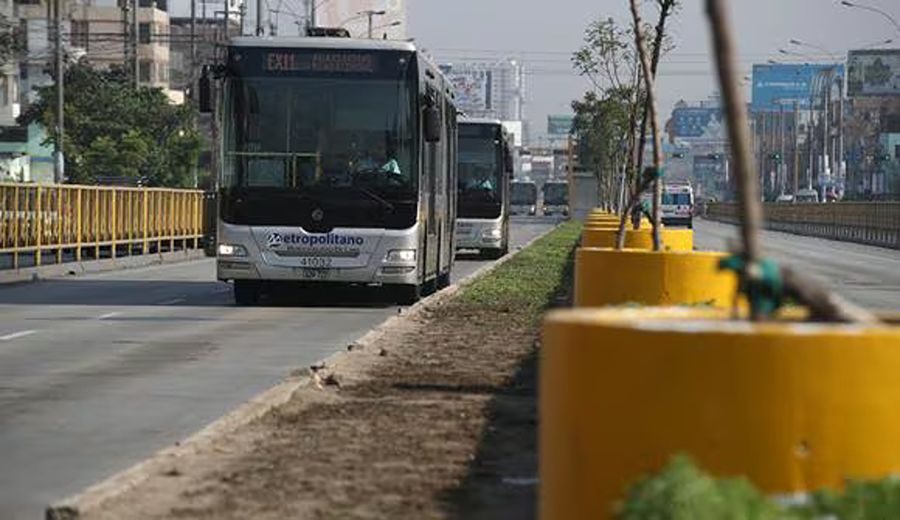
619,456,900,519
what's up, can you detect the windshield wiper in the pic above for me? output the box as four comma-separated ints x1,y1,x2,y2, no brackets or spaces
349,185,395,212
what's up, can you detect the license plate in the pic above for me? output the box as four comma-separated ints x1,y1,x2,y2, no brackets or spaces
293,268,333,280
297,257,333,268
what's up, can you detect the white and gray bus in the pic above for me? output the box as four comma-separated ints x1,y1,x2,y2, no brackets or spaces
455,119,513,258
204,36,458,305
510,180,538,216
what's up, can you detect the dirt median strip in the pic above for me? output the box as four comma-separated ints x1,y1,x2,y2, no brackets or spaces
47,221,580,520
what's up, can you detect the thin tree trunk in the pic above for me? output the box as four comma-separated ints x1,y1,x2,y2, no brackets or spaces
630,0,664,251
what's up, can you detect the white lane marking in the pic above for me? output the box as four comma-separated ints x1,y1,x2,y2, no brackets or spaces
0,330,38,341
159,298,186,305
98,312,122,320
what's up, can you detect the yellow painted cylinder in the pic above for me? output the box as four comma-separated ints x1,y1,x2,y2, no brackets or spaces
540,307,900,520
581,228,692,250
574,248,735,307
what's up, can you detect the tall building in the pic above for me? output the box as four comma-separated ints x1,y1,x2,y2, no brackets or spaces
315,0,406,40
439,59,526,144
17,0,172,100
845,48,900,198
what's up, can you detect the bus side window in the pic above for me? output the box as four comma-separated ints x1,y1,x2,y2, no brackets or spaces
424,87,438,234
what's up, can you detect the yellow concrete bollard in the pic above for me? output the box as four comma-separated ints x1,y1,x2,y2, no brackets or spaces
581,228,693,250
574,248,733,307
540,307,900,520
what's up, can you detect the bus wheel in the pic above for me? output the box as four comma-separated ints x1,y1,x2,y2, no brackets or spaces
233,280,262,306
391,284,421,306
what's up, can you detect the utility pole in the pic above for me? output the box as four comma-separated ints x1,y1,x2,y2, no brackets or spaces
256,0,263,35
779,102,786,194
239,2,245,35
190,0,196,89
793,101,800,198
132,0,139,88
53,0,64,183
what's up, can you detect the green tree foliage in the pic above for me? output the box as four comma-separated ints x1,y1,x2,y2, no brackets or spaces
571,88,634,203
571,4,678,211
19,63,201,187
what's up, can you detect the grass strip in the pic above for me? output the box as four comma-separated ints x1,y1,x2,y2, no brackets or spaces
459,220,583,317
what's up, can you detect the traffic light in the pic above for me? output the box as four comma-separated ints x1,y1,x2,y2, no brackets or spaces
707,153,721,160
769,152,782,163
672,152,686,159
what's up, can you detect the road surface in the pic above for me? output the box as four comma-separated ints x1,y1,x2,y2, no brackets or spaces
695,219,900,311
0,217,558,519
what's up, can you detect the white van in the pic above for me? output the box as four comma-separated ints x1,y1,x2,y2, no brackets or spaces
661,184,694,228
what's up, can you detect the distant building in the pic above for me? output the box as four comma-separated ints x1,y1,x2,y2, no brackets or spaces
439,59,526,144
169,16,240,91
664,97,729,198
18,0,172,97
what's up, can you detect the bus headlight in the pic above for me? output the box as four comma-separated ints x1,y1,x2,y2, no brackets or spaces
218,243,248,257
482,228,502,239
385,249,416,263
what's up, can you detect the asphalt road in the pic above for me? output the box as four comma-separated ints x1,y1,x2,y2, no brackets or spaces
0,216,559,519
694,219,900,311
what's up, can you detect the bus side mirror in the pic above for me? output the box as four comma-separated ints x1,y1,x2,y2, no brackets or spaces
424,105,441,143
505,146,514,175
198,68,213,114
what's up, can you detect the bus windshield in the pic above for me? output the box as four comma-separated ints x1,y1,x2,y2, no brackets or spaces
543,183,568,205
219,47,418,230
512,183,537,205
662,193,692,205
458,124,502,219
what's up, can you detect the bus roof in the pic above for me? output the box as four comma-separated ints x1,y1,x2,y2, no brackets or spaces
229,36,417,53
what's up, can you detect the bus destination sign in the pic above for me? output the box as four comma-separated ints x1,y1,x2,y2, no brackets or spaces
264,52,377,74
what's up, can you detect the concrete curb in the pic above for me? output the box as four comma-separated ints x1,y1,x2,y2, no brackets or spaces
0,249,209,286
45,223,561,520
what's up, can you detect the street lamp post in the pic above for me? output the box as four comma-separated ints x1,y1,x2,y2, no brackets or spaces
841,1,900,34
360,9,386,38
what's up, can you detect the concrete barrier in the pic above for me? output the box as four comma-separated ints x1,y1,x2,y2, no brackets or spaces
540,307,900,520
581,228,693,250
574,248,732,307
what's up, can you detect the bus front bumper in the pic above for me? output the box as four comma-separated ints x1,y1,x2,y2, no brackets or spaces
455,218,505,251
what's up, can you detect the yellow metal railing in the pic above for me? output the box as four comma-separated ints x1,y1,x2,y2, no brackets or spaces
0,183,207,269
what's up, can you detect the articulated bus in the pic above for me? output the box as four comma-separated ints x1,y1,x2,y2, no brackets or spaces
206,36,459,305
455,119,513,258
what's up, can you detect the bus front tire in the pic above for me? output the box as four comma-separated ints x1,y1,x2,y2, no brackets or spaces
233,280,262,306
392,284,421,306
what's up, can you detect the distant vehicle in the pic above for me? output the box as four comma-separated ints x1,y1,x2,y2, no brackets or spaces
795,189,819,203
208,36,458,306
455,119,513,259
511,180,538,216
542,181,569,216
661,183,694,228
775,194,794,203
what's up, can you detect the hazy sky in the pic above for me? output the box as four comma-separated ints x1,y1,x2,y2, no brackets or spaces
407,0,896,143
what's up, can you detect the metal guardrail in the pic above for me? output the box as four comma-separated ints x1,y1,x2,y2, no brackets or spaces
0,183,208,269
705,202,900,250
